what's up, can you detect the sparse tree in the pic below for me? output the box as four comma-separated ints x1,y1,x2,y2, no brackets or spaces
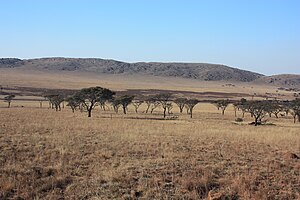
233,102,239,117
281,101,290,116
269,101,282,118
99,99,107,111
185,99,199,118
74,87,115,117
238,98,248,118
174,98,187,113
118,95,134,114
289,99,300,123
166,102,173,115
132,100,143,113
150,101,160,114
111,98,122,113
246,101,269,126
154,93,172,118
66,96,80,113
4,94,15,108
49,94,64,111
145,97,160,114
213,99,230,115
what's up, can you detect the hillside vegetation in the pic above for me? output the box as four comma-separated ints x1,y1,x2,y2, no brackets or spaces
0,58,264,82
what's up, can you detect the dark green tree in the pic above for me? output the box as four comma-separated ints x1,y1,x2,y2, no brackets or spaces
74,87,115,117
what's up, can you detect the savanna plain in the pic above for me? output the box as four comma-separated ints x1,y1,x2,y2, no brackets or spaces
0,71,300,200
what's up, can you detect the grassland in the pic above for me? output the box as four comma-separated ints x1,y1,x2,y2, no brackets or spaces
0,68,293,98
1,102,299,199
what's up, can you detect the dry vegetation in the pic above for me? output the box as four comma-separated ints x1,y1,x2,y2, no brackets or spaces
1,102,300,199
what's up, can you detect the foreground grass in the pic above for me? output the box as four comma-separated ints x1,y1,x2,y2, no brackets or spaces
0,106,300,199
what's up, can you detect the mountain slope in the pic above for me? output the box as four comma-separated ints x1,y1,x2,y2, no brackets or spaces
0,57,264,82
254,74,300,87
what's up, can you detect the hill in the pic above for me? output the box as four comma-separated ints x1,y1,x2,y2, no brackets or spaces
0,57,264,82
254,74,300,88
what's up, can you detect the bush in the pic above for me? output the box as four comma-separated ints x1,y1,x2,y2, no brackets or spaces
235,118,243,122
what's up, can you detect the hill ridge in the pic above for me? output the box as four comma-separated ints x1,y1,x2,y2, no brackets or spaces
0,57,264,82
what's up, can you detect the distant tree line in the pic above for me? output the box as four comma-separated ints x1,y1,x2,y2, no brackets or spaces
3,86,300,125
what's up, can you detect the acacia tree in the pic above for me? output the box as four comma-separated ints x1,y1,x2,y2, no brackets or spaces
74,87,115,117
145,97,159,114
44,94,64,111
185,99,199,118
213,99,230,115
145,97,154,113
111,98,121,113
66,96,80,113
118,95,134,114
154,93,172,118
289,99,300,123
4,94,15,108
267,100,282,118
132,100,143,113
150,101,160,114
166,102,173,114
99,99,107,111
246,101,269,126
174,98,187,113
281,101,290,116
237,98,248,118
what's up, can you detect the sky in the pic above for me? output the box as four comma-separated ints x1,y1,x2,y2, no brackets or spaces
0,0,299,75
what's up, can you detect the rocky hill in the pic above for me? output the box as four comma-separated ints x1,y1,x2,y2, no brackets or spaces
254,74,300,87
0,57,264,82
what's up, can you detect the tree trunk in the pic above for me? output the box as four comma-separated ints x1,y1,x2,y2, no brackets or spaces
123,106,126,114
179,106,183,113
190,108,193,118
222,109,225,115
163,108,166,118
8,102,11,108
146,105,150,113
88,109,92,117
234,108,237,117
255,117,258,126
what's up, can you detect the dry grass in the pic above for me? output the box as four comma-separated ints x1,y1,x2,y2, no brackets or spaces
0,68,294,99
1,103,300,199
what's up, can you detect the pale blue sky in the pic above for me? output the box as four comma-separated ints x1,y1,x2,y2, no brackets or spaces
1,0,299,75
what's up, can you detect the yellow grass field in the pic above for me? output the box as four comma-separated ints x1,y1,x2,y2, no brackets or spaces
1,101,300,199
0,68,294,99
